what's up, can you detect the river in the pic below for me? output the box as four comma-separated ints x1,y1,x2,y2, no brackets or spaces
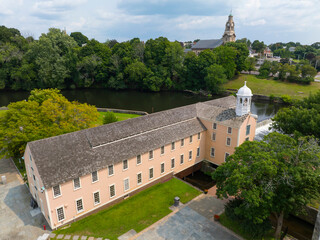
0,89,282,122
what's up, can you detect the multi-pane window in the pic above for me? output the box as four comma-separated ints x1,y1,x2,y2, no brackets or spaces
74,178,81,190
212,133,216,141
124,178,129,191
92,171,98,183
53,185,61,197
149,150,153,159
137,173,142,185
210,148,215,157
171,142,175,150
108,165,114,176
57,207,65,222
228,127,232,134
171,158,175,168
189,150,192,161
197,147,200,157
93,191,100,205
123,159,128,170
137,155,141,165
149,168,154,179
110,185,115,198
161,163,165,174
198,132,201,140
180,154,184,164
213,122,217,129
181,139,184,147
189,135,193,143
161,146,165,155
76,199,84,213
226,137,231,146
246,125,251,135
225,153,230,161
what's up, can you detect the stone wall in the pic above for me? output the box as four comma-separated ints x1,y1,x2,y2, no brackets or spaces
312,207,320,240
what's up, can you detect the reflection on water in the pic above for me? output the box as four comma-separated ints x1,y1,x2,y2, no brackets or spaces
0,89,282,121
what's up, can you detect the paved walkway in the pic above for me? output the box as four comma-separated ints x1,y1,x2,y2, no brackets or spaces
135,195,241,240
0,157,50,240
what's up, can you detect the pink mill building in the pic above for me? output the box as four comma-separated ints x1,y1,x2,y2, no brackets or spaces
24,82,257,230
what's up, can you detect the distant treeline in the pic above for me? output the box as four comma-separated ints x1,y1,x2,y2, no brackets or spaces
0,26,252,94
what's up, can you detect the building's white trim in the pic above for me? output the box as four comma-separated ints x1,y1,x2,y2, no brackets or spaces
45,189,54,228
56,205,65,223
91,171,99,183
171,158,175,169
108,164,114,177
123,177,130,192
52,185,61,199
122,159,128,171
237,127,241,147
136,155,142,166
137,172,142,185
180,154,184,165
109,183,116,199
160,162,165,174
73,177,81,191
93,190,100,206
149,167,154,180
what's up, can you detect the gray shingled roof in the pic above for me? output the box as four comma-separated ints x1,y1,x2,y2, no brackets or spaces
28,96,249,189
191,39,223,50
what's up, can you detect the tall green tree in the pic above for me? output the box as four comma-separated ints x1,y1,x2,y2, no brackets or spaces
0,89,99,158
27,28,78,89
70,32,89,47
225,42,249,72
252,40,266,54
205,64,227,94
213,46,237,79
213,132,320,239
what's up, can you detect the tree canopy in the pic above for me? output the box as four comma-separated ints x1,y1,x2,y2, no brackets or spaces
0,89,99,158
213,132,320,239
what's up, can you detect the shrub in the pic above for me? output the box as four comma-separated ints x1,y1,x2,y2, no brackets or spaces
281,95,293,105
103,111,118,124
269,94,275,101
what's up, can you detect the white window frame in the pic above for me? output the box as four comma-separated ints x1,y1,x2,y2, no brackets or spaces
160,146,165,155
53,185,61,198
149,150,154,160
123,159,128,171
196,147,200,157
180,154,184,165
246,125,251,135
160,162,165,174
137,172,142,185
73,177,81,190
228,127,232,134
75,197,84,213
198,132,201,140
171,142,175,151
92,171,99,183
189,135,193,143
93,191,100,206
171,158,175,169
181,139,184,147
124,178,130,192
213,122,217,129
136,155,141,165
108,164,114,177
56,206,65,222
226,137,231,146
109,184,116,198
210,147,215,157
212,132,216,141
225,152,230,162
189,150,192,161
149,167,154,180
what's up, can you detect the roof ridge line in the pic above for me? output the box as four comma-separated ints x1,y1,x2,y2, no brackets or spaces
91,117,197,149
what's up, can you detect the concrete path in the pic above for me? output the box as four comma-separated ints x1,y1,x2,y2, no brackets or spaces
135,195,241,240
0,157,50,240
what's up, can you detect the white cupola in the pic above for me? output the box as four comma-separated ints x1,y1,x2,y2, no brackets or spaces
236,81,253,116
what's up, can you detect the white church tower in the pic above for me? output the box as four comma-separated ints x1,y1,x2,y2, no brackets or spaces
236,81,253,116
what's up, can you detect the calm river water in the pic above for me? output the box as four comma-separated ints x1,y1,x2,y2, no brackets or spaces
0,89,282,122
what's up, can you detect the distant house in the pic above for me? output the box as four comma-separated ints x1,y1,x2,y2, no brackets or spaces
264,47,273,58
191,14,236,55
24,83,257,230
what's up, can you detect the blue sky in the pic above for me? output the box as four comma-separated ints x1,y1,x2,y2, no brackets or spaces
0,0,319,45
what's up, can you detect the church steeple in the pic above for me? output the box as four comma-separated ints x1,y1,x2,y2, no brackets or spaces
222,14,236,44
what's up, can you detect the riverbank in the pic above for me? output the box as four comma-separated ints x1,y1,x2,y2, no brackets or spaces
224,74,320,99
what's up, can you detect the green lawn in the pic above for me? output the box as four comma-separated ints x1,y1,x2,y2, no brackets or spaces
53,178,201,239
96,111,140,125
224,74,320,99
219,213,275,240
